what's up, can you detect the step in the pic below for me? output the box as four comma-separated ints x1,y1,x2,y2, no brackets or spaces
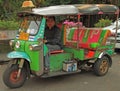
41,70,81,78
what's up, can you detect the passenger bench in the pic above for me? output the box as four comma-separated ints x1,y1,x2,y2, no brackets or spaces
64,28,111,59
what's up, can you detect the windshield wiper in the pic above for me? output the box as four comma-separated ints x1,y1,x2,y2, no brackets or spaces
33,17,39,26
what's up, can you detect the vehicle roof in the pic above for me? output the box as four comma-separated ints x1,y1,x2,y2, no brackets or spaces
18,4,119,16
33,5,79,15
74,4,119,14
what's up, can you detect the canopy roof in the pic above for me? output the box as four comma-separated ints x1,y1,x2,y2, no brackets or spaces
32,5,79,15
75,4,119,14
18,4,119,16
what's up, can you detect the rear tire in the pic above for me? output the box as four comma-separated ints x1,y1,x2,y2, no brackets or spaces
93,56,110,76
3,65,27,88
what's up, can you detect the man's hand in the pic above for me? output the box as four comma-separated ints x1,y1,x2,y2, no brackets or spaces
43,40,47,43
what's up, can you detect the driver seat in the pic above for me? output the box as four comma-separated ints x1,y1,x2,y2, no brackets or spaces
50,50,64,54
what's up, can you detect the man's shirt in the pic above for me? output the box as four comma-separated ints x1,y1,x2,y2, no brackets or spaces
44,25,62,46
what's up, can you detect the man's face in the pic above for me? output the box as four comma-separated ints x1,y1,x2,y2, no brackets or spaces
46,18,55,29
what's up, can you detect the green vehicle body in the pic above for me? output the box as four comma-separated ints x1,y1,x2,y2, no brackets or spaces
8,17,114,73
7,18,74,72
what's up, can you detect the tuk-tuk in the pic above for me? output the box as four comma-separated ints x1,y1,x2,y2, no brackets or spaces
3,4,119,88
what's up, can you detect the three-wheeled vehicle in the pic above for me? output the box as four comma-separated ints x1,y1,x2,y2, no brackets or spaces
3,4,119,88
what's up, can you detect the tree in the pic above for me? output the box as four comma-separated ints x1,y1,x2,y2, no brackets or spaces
33,0,45,7
0,0,24,20
45,0,86,6
0,0,120,21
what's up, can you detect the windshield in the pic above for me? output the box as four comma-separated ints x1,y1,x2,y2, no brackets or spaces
26,21,40,35
19,16,41,35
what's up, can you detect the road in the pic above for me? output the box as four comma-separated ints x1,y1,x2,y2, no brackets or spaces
0,53,120,91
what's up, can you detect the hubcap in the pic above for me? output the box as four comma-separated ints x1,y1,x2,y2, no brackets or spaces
100,60,108,73
10,70,22,83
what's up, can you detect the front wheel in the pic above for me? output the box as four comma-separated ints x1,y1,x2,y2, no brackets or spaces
3,65,27,88
93,56,110,76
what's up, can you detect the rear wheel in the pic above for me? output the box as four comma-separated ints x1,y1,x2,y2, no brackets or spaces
94,56,110,76
3,64,27,88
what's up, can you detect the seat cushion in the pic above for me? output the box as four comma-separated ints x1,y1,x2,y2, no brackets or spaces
50,50,64,54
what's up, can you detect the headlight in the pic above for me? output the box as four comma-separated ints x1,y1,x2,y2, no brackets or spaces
29,45,34,50
9,40,15,46
15,41,20,48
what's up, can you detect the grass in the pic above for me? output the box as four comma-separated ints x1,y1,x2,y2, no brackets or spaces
0,20,19,30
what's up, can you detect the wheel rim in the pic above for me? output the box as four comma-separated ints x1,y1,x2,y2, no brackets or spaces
10,70,22,83
100,60,108,73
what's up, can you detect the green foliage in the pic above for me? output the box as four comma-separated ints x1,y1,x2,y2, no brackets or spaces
0,0,24,20
0,0,119,30
94,19,112,27
45,0,86,6
0,0,119,20
32,0,45,7
0,20,19,30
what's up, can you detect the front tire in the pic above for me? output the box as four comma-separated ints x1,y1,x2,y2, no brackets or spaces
94,56,110,76
3,65,27,88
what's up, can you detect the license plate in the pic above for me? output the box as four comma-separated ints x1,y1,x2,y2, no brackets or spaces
19,32,29,40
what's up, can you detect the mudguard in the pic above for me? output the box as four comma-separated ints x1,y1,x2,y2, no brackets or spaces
7,51,31,62
98,51,112,67
98,52,111,58
98,52,105,58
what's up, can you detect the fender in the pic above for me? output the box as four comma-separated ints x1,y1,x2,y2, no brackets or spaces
98,51,112,67
98,51,111,58
7,51,31,62
98,52,104,58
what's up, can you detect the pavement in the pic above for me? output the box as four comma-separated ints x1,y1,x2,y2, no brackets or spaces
0,53,10,65
0,41,11,64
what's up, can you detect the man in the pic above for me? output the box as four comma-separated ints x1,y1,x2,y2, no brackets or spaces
44,16,62,51
44,16,62,72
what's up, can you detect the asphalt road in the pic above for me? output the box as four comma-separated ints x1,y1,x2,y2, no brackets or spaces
0,53,120,91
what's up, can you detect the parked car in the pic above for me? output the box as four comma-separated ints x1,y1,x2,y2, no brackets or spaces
104,19,120,50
